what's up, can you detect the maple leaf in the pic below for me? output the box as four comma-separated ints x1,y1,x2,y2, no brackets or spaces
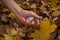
30,19,57,40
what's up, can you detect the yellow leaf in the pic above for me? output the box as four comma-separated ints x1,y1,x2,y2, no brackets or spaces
39,19,57,40
30,19,57,40
49,23,57,33
4,34,14,40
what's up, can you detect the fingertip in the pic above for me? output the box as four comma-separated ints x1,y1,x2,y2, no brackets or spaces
39,16,42,19
31,12,40,18
31,21,35,25
25,20,30,24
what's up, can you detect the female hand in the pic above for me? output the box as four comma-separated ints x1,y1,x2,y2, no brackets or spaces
15,10,42,26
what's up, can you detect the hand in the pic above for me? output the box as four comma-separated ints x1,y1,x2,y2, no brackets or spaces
15,10,42,26
1,0,42,26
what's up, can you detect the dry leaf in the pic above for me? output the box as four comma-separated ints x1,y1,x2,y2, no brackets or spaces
30,19,57,40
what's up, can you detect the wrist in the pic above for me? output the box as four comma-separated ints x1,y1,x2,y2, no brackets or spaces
2,0,23,14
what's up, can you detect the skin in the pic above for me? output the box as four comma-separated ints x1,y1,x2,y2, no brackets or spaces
1,0,42,26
